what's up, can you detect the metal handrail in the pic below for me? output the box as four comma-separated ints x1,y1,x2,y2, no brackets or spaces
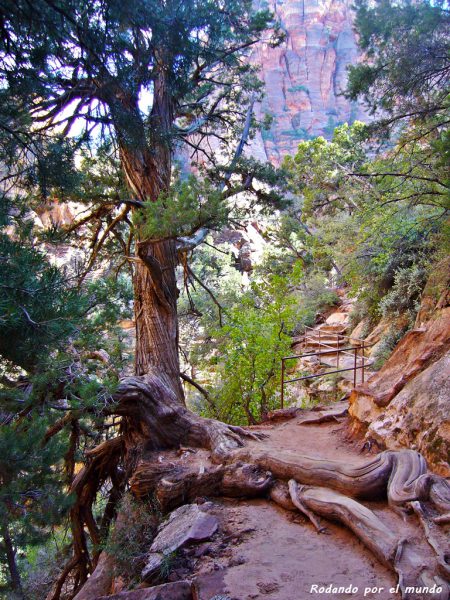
303,336,365,361
280,329,373,408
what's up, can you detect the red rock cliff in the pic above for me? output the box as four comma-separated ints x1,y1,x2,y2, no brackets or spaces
251,0,366,164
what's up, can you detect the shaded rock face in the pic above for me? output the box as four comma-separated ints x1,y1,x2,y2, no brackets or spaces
367,353,450,477
95,580,192,600
250,0,366,164
349,259,450,475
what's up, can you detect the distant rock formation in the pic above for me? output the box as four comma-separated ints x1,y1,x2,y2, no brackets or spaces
250,0,366,164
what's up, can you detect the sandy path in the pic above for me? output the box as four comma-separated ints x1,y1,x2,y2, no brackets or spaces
189,411,442,600
195,498,399,600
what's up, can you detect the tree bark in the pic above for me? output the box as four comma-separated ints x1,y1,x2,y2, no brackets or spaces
110,67,184,404
134,239,183,403
1,523,24,599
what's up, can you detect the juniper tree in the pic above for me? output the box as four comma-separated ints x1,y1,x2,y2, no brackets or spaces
0,0,282,403
0,1,286,594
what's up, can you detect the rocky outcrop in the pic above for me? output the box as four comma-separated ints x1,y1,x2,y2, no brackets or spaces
250,0,367,164
142,504,219,583
349,259,450,475
365,353,450,477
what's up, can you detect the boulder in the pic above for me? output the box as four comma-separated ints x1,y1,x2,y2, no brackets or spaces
141,553,164,582
325,311,348,326
142,504,218,582
150,504,218,555
349,318,369,342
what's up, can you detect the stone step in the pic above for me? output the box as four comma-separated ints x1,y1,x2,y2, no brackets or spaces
316,324,347,333
306,334,345,343
305,340,342,348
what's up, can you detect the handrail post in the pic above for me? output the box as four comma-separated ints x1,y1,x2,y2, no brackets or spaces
353,346,357,388
281,358,285,409
361,340,365,384
337,334,340,369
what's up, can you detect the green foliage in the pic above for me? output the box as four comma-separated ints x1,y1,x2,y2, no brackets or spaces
204,271,300,424
0,203,86,373
104,494,161,585
0,418,71,595
292,273,339,333
283,122,369,217
283,121,445,318
347,0,449,121
372,327,406,370
378,264,428,322
135,176,227,239
0,194,132,593
159,551,178,580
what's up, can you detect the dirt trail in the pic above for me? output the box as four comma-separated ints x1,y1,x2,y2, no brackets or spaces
188,410,443,600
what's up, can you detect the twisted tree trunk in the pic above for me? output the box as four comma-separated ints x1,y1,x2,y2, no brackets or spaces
112,68,184,406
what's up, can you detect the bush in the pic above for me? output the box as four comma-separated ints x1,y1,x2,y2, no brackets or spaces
292,273,339,334
372,327,406,370
207,274,298,425
378,264,427,323
104,494,161,586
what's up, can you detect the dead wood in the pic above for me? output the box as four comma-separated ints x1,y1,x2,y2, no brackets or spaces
242,449,434,505
114,374,265,460
272,481,448,599
410,501,450,581
130,458,273,512
289,483,399,566
288,480,326,532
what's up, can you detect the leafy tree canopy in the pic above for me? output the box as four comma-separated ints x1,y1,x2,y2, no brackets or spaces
347,0,449,131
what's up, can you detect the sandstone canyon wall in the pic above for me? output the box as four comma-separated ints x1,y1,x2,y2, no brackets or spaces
251,0,366,164
349,258,450,476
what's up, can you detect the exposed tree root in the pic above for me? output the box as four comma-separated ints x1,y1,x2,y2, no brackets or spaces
51,377,450,600
46,438,125,600
287,480,327,533
240,448,442,507
410,501,450,581
130,456,273,512
125,446,450,598
114,375,266,461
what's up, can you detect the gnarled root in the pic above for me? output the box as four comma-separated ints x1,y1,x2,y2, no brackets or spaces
246,449,434,506
46,437,125,600
114,374,265,460
271,481,448,600
410,501,450,581
130,457,273,512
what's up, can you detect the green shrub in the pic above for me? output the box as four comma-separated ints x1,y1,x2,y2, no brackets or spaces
104,494,161,586
292,273,339,334
207,274,298,424
372,327,406,370
378,264,427,323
